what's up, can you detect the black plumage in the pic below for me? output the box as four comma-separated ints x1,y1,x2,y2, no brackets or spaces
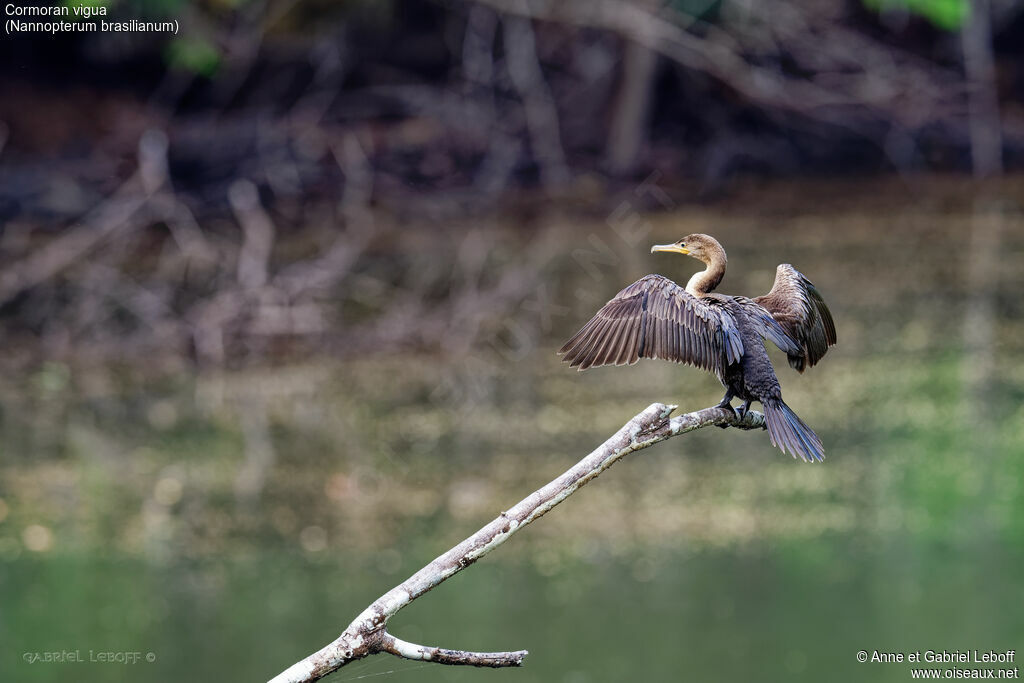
558,234,836,462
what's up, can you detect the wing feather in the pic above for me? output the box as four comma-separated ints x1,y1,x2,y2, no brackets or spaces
754,264,837,372
594,317,625,368
559,274,741,373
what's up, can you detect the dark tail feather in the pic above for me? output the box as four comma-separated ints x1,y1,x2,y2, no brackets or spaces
762,398,824,463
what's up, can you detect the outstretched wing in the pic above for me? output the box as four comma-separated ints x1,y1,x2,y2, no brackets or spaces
731,296,804,357
754,264,837,372
558,274,743,372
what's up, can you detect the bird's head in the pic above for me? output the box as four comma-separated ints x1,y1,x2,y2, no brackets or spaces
650,234,724,265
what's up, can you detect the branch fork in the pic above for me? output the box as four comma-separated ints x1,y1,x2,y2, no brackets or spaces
269,403,765,683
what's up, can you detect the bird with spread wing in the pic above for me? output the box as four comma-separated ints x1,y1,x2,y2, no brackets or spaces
558,234,836,462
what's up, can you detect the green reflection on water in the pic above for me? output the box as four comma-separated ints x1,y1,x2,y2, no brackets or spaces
2,538,1022,682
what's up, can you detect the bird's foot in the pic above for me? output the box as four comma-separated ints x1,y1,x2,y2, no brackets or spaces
735,400,752,420
737,409,766,430
715,401,737,428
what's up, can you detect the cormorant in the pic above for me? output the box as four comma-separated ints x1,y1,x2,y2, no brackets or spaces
558,234,836,462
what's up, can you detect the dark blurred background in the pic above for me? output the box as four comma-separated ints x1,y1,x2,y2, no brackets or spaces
1,1,1023,681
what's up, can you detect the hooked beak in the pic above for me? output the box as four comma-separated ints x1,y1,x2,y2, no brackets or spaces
651,243,689,255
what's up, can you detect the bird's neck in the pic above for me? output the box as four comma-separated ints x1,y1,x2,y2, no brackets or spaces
685,255,726,296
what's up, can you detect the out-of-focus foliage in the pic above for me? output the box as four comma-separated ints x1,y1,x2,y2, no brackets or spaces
665,0,721,19
165,36,221,76
864,0,969,30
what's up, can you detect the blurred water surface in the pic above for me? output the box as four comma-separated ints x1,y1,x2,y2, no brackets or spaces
2,183,1024,682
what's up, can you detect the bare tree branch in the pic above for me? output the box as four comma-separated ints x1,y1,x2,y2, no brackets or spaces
503,15,570,187
378,633,527,667
0,130,166,307
962,0,1003,177
268,402,769,683
471,0,968,130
